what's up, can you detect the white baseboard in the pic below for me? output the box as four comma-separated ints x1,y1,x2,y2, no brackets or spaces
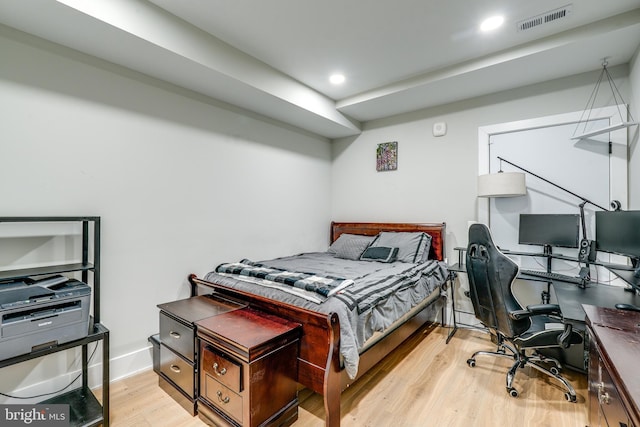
0,344,155,405
105,343,155,383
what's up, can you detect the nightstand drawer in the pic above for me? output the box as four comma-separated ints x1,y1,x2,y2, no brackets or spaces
201,343,242,393
160,312,194,361
202,373,243,424
160,344,194,397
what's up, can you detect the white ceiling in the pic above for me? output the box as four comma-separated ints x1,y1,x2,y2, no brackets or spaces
1,0,640,138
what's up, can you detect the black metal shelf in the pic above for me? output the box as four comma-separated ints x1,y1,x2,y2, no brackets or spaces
42,386,104,427
0,216,100,223
0,320,108,368
0,263,95,282
0,217,108,426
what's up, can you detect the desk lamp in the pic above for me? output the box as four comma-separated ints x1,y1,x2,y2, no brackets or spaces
478,157,621,286
477,160,526,198
493,157,613,241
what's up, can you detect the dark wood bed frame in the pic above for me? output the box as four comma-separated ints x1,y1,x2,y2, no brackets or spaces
188,221,447,427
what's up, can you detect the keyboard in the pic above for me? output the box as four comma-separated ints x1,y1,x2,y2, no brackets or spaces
519,269,585,285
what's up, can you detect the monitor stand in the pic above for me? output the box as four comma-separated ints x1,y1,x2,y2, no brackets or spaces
614,259,640,311
540,245,553,304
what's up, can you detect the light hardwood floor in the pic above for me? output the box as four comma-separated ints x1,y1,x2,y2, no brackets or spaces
101,326,588,426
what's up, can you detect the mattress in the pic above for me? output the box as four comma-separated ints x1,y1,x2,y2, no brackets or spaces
203,251,448,379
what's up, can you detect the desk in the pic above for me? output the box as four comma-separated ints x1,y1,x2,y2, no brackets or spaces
552,281,640,326
552,282,640,373
446,261,640,348
585,305,640,427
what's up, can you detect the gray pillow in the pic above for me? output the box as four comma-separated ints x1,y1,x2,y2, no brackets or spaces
369,231,432,263
328,233,375,260
360,246,399,263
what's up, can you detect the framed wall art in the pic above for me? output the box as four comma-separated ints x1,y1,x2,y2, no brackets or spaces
376,141,397,172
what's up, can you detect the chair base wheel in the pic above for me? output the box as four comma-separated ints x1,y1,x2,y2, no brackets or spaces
508,387,519,398
565,392,577,402
467,358,476,367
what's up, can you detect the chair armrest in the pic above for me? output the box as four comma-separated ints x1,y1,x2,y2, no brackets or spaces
526,304,561,315
509,309,531,320
509,304,561,320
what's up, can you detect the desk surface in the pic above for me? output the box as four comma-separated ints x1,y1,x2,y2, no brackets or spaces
552,281,640,323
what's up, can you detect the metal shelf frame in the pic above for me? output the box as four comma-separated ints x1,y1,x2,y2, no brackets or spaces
0,216,109,426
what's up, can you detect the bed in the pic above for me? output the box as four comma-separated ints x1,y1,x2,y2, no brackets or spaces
188,221,448,427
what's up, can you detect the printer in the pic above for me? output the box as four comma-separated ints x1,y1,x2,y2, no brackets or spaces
0,275,91,361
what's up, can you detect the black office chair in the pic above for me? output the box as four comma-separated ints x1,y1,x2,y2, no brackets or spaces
465,223,582,401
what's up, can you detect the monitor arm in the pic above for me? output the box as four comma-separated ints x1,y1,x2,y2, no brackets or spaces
498,157,611,214
579,201,588,244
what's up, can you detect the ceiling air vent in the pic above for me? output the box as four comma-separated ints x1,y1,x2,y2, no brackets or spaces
517,4,572,32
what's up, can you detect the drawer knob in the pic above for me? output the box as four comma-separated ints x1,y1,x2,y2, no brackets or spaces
216,390,230,404
169,331,181,339
213,362,227,376
170,365,181,373
597,382,610,405
598,391,610,405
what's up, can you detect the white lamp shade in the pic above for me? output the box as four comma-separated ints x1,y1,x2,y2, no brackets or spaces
478,172,526,197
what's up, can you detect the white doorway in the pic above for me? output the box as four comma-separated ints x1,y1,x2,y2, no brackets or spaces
477,105,629,287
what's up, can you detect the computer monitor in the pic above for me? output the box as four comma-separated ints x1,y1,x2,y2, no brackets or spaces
595,210,640,262
596,210,640,291
518,214,580,249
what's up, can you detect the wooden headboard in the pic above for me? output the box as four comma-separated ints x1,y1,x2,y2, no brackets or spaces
330,221,446,262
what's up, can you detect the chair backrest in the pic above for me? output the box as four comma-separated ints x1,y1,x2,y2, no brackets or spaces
466,223,530,338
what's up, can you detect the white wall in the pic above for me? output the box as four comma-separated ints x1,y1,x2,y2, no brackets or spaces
332,65,634,263
331,62,636,325
0,26,332,400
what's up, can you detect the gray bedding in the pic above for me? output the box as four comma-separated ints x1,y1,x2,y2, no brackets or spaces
204,251,448,379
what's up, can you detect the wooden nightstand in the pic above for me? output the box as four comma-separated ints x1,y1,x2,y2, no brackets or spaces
196,306,301,427
157,294,246,415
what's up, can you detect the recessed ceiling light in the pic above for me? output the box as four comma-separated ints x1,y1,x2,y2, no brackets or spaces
329,73,345,85
480,15,504,32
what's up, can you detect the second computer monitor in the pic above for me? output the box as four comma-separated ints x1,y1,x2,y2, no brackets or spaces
518,213,581,249
595,210,640,260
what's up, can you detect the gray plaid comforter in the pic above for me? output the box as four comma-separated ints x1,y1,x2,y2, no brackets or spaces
204,252,448,379
215,259,354,301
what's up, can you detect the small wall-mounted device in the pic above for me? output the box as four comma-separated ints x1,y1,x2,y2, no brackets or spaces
432,122,447,137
